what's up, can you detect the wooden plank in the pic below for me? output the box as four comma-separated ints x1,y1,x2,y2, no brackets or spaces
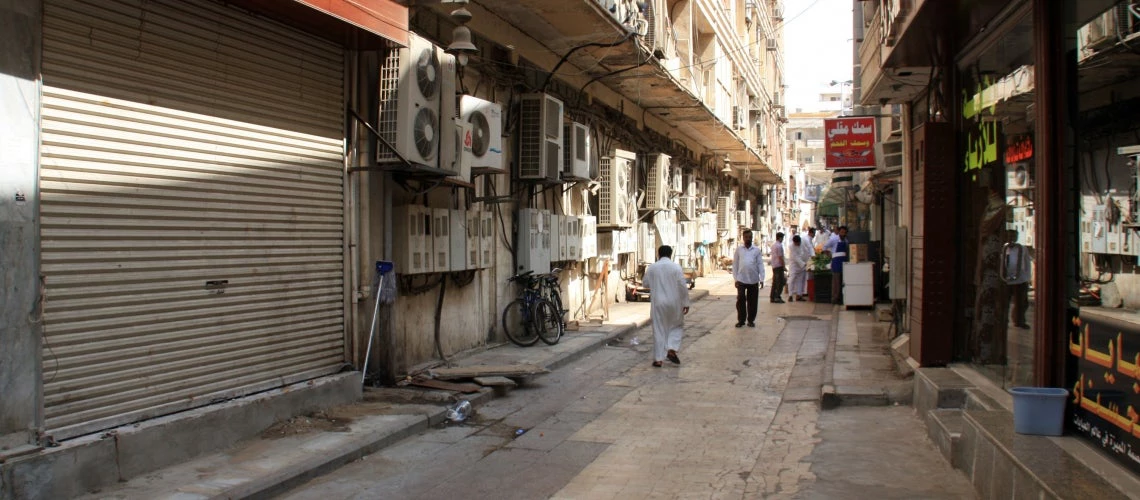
408,377,482,393
473,376,518,388
429,364,549,381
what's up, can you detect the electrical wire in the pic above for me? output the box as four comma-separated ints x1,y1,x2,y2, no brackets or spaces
540,31,637,93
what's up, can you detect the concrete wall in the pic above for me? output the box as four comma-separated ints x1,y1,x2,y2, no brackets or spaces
0,0,42,447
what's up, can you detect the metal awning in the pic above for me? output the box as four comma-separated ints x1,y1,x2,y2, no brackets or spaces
428,0,780,184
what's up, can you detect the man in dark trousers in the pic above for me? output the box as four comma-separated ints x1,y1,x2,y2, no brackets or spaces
769,232,786,303
733,229,765,327
823,226,849,305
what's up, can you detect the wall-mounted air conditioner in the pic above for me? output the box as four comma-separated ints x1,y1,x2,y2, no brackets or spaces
879,138,904,171
670,166,683,194
644,0,674,59
563,121,591,180
432,208,451,272
737,210,748,228
479,210,494,269
449,209,469,271
378,33,443,168
680,198,696,221
519,93,563,182
438,51,461,176
1006,162,1031,190
517,208,551,273
466,210,480,269
460,95,504,171
440,118,473,181
716,197,732,231
599,149,635,228
645,153,670,210
773,6,783,19
392,205,433,274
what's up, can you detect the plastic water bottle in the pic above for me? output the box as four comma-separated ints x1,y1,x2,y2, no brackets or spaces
446,400,472,422
629,336,640,346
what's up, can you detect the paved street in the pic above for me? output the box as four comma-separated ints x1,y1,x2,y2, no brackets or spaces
279,278,975,500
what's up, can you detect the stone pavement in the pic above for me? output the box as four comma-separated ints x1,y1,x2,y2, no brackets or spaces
79,271,975,499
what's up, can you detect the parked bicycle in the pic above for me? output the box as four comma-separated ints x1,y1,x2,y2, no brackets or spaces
535,267,566,331
502,271,563,346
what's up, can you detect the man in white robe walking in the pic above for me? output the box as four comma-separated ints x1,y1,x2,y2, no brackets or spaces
643,245,690,367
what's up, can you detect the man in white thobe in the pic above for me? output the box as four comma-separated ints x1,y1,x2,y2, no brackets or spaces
643,245,690,366
788,234,812,301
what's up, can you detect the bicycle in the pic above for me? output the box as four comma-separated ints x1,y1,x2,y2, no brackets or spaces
501,271,563,346
536,267,566,331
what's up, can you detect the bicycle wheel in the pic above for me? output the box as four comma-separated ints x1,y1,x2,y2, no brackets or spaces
535,299,564,345
549,289,566,328
501,298,539,346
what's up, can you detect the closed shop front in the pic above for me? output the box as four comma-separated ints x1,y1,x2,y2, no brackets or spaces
39,0,346,438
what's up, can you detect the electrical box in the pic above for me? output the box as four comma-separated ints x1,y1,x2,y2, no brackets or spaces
549,214,563,263
564,215,580,261
1092,204,1107,254
480,210,494,269
432,208,451,272
449,209,469,271
638,222,657,264
517,208,551,273
466,210,480,269
737,210,748,228
580,215,597,260
391,205,433,274
717,197,732,231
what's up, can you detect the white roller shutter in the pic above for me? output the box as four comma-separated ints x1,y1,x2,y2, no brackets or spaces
41,0,346,438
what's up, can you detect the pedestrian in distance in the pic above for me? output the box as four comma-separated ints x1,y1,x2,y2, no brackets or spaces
1002,229,1033,328
643,245,690,367
823,226,849,305
769,232,786,303
733,229,765,328
788,234,812,302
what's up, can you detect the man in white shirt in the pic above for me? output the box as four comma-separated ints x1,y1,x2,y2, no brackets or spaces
1002,230,1033,328
643,245,691,366
813,227,831,252
732,229,765,328
769,232,786,303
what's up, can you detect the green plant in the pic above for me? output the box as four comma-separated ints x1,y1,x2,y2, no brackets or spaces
810,252,832,273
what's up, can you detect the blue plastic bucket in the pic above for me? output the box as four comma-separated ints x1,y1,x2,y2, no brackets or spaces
1009,387,1068,436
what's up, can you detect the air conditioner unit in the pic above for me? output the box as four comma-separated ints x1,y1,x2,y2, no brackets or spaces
441,118,474,181
644,0,674,59
772,92,783,107
378,33,443,168
392,205,433,274
716,197,732,231
737,210,748,228
766,39,778,51
743,200,752,227
563,121,591,180
550,214,563,262
516,208,549,273
732,105,745,130
449,209,469,271
580,215,597,260
431,208,451,272
679,198,696,221
466,210,480,269
1006,162,1031,190
878,138,904,171
479,210,494,269
460,95,504,171
675,221,692,257
599,149,635,228
438,51,460,175
645,153,670,210
773,6,783,19
519,93,564,182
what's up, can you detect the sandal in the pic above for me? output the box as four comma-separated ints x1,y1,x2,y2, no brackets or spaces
652,361,663,367
667,350,680,365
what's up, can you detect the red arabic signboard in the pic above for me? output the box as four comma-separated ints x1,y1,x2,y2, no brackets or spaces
825,117,876,170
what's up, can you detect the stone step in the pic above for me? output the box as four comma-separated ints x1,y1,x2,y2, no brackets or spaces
925,408,965,468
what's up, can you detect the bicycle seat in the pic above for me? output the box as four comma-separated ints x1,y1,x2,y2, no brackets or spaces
550,267,563,274
507,270,534,283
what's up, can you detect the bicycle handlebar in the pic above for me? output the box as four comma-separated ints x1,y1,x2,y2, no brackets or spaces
507,270,535,283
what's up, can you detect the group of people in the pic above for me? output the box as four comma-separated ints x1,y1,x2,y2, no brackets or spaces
638,225,851,367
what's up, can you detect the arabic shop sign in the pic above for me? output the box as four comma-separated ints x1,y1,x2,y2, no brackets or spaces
962,65,1035,179
1069,311,1140,474
1005,135,1033,164
824,117,876,171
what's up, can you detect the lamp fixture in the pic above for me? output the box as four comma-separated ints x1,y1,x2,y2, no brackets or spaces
445,4,478,67
720,154,732,175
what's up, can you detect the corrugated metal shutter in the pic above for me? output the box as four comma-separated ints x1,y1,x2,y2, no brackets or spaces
40,0,346,438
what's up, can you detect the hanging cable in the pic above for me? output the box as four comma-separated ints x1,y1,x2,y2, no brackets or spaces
540,31,636,93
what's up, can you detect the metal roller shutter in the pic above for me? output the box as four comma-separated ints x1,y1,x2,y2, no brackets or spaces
40,0,346,438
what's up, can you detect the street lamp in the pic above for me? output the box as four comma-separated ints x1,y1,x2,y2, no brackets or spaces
445,3,478,67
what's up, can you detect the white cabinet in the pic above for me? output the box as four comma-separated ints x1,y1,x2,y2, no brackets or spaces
843,262,874,307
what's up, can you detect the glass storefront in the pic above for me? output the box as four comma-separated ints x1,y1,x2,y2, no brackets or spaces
956,12,1037,388
1066,0,1140,475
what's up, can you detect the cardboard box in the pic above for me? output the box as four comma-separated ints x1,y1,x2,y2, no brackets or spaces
849,244,868,263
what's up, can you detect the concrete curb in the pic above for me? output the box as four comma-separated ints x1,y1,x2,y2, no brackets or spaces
820,304,841,410
221,288,714,499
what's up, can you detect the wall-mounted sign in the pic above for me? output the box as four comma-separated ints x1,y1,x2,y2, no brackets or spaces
1005,134,1033,164
1068,311,1140,474
824,117,876,171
